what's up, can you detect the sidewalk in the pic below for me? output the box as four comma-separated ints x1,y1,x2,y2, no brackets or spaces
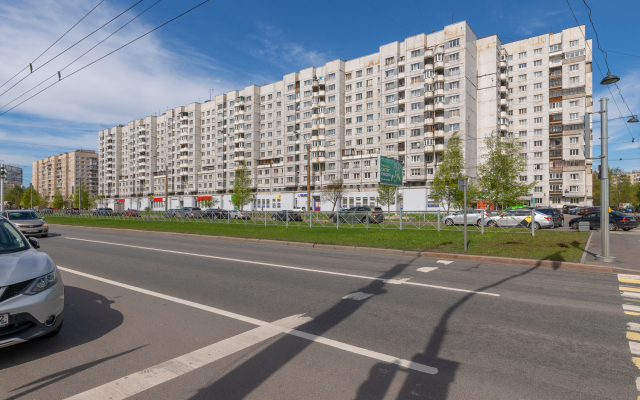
584,229,640,271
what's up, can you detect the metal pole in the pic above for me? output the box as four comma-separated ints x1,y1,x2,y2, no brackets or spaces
30,185,33,209
597,97,615,262
437,209,441,231
481,211,484,234
307,145,311,212
0,164,5,212
531,208,535,237
399,207,403,230
264,210,267,227
309,209,312,228
165,167,168,212
463,186,467,251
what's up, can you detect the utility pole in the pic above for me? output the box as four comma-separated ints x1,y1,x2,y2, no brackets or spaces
596,98,615,262
0,164,5,212
306,143,311,211
30,185,33,209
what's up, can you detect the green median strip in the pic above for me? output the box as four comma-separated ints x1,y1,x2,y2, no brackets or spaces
47,217,589,263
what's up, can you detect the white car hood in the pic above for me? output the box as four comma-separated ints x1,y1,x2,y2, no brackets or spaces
0,249,55,286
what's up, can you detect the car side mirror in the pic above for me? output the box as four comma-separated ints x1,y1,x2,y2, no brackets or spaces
28,237,40,249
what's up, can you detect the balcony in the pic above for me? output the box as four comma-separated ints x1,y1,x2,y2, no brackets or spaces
434,88,444,97
500,123,508,131
435,130,445,138
500,98,508,107
500,73,507,81
424,145,434,153
425,49,434,58
435,75,444,83
500,86,507,95
435,144,445,152
499,60,507,69
424,117,434,125
435,116,445,124
434,61,444,70
424,90,434,99
434,101,445,111
424,104,434,112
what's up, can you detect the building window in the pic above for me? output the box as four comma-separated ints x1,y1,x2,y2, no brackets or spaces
570,40,579,47
449,38,460,47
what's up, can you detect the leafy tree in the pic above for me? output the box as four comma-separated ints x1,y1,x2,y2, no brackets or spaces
320,178,344,211
635,182,640,208
21,185,45,208
610,167,634,207
592,171,601,206
477,131,534,208
72,182,91,209
52,189,65,209
5,185,23,205
430,131,475,212
376,184,397,212
200,198,219,209
231,161,253,209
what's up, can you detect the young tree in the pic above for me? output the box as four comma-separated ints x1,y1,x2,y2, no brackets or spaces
231,161,253,209
376,184,397,212
200,198,219,209
592,170,601,206
430,131,469,212
320,178,344,211
477,131,534,208
52,189,65,209
610,167,634,208
72,182,91,209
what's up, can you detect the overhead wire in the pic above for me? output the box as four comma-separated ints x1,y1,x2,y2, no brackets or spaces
0,0,163,111
0,0,211,118
0,0,105,91
360,0,413,35
0,0,145,99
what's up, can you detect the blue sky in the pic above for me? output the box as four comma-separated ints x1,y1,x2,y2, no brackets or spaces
1,0,639,186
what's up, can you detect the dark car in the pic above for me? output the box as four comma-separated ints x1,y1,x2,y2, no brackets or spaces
38,208,54,215
570,211,639,231
562,205,578,214
577,206,599,215
203,208,229,219
329,206,385,224
93,207,114,216
535,208,564,228
65,207,80,215
568,207,579,215
271,210,304,222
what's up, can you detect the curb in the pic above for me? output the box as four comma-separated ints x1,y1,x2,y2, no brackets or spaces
49,223,633,275
580,231,594,264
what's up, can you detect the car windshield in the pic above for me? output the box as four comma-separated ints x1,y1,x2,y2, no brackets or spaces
5,211,40,220
0,220,29,254
536,209,554,215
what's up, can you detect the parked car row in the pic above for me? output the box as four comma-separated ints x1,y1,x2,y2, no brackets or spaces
440,208,560,229
569,211,639,231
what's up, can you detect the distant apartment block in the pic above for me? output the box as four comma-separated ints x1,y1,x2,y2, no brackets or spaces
2,165,23,192
32,150,99,202
99,21,593,211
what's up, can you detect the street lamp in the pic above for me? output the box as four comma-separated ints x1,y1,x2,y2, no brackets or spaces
293,130,311,211
600,72,620,86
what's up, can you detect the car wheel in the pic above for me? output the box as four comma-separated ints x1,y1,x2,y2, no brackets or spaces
609,222,617,231
534,222,541,230
41,320,63,338
560,219,564,227
570,222,578,229
475,219,482,226
445,219,454,226
487,221,498,227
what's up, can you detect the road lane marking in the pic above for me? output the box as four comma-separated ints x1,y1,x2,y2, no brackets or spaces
629,332,640,342
629,323,640,332
383,278,411,285
622,286,640,293
342,292,374,301
630,341,640,356
633,357,640,369
437,260,453,265
65,314,312,400
59,266,438,378
624,304,640,313
626,311,640,316
64,237,499,297
417,267,438,273
623,292,640,299
619,274,640,285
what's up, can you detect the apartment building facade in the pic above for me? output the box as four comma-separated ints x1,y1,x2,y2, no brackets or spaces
1,165,23,192
32,150,99,203
99,21,593,211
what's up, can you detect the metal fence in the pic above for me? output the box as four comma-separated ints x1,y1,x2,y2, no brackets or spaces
45,209,541,234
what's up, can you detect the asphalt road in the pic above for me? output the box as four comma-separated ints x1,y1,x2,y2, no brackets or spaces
1,225,638,399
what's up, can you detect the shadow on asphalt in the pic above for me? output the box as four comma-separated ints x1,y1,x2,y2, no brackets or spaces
187,257,548,400
0,286,124,372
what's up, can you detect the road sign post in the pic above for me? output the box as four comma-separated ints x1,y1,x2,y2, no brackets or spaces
379,155,403,215
458,179,468,251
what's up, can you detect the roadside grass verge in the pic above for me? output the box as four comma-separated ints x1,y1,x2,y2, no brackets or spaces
47,217,589,262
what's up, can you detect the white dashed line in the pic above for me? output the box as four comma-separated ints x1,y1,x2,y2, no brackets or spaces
437,260,454,265
623,304,640,313
630,341,640,356
342,292,374,301
417,267,438,273
622,292,640,299
628,323,640,332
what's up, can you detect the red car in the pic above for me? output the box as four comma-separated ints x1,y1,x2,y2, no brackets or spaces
121,209,140,217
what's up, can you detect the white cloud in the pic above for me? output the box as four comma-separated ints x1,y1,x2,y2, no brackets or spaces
0,0,231,126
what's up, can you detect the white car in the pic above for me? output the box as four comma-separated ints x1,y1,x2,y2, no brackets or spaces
0,217,64,348
441,209,491,226
485,209,555,229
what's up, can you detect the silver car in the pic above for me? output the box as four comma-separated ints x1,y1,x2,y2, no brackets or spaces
441,209,491,226
1,210,49,237
0,217,64,348
485,209,555,229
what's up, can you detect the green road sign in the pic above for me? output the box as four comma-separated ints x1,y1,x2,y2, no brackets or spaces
379,156,403,186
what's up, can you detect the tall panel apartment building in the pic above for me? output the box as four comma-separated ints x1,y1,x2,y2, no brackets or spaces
99,22,593,211
33,150,99,202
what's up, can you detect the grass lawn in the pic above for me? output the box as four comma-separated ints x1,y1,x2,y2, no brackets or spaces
47,217,590,262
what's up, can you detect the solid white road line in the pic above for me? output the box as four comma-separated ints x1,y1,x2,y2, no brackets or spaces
59,266,438,377
66,314,311,400
64,237,499,297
